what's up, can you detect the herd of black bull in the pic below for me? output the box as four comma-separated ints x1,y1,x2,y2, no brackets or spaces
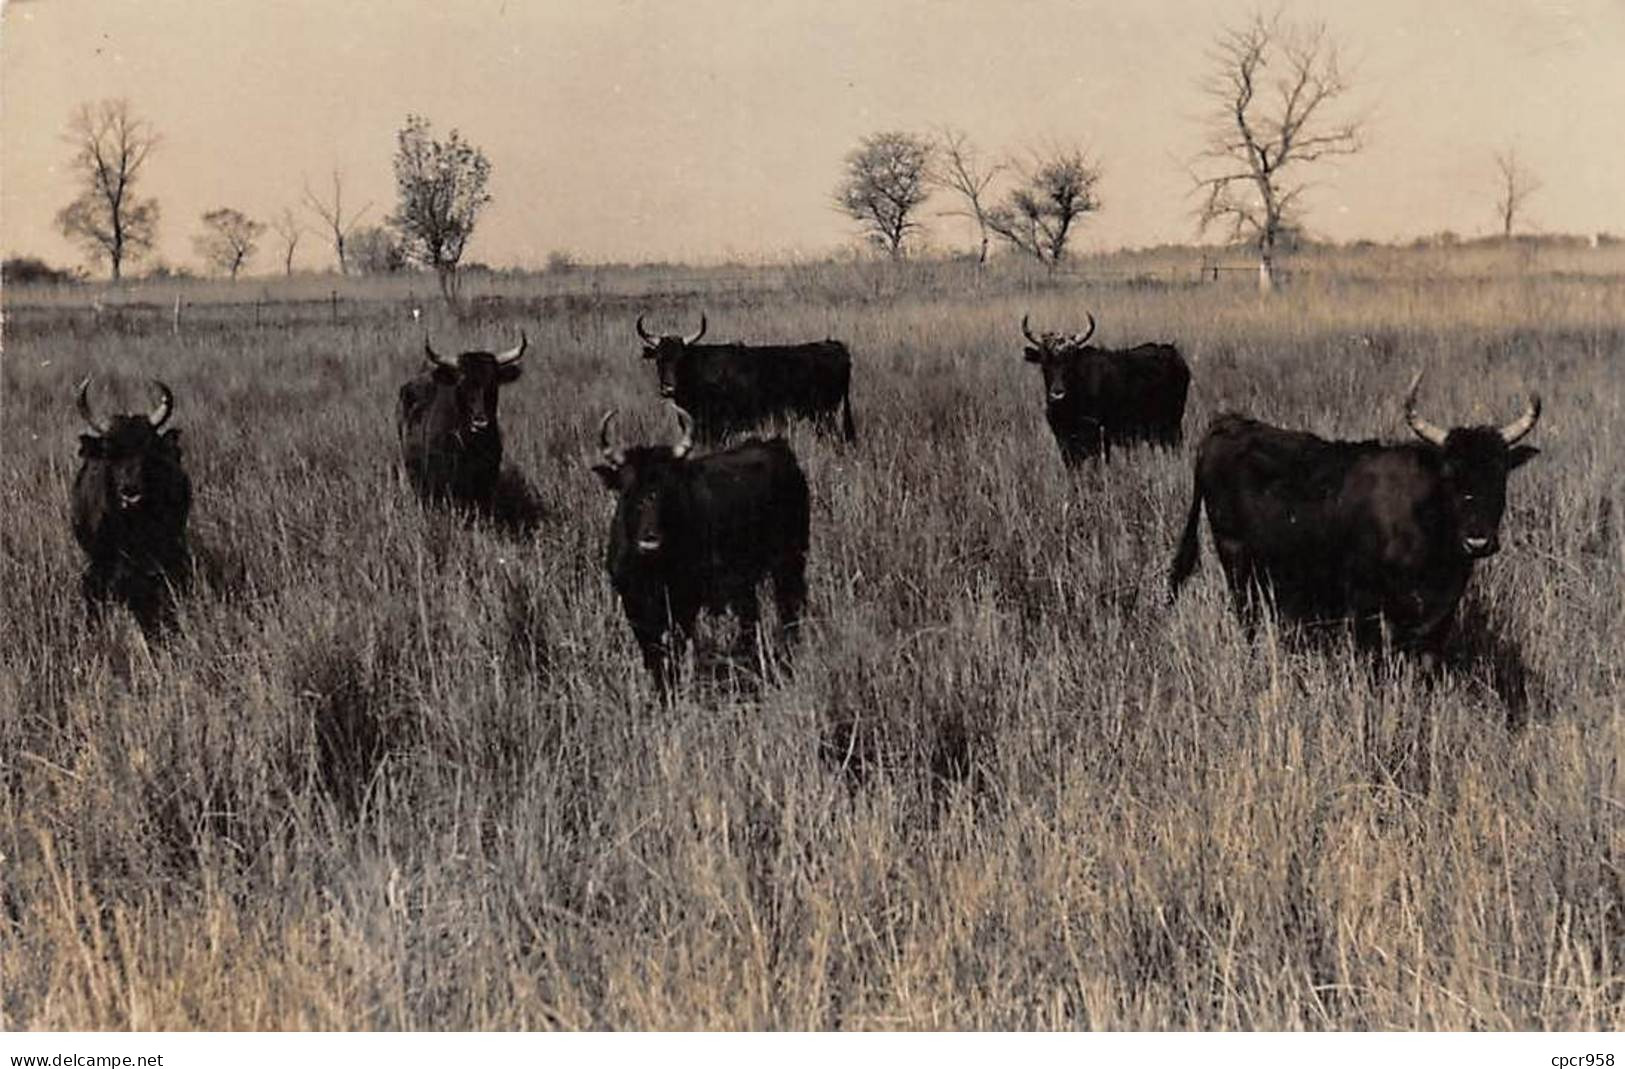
70,310,1542,698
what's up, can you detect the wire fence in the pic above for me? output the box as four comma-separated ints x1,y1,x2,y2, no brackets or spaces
2,258,1293,339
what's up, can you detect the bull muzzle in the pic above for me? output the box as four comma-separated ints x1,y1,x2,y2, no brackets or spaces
1461,534,1499,558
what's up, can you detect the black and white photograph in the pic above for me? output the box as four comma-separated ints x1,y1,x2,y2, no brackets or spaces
1,0,1621,1040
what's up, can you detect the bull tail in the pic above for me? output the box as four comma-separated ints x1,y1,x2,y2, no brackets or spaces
841,387,857,442
1168,474,1205,603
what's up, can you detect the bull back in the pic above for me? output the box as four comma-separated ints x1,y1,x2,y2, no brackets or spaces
639,315,855,442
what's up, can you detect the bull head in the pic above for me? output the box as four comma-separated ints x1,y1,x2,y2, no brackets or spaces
1021,311,1097,354
635,313,708,353
1404,370,1542,558
75,377,182,512
1404,371,1541,448
424,332,527,370
77,376,174,434
595,405,695,473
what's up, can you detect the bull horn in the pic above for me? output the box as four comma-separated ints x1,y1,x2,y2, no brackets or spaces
1075,311,1097,346
147,380,174,429
1498,393,1541,445
424,336,455,369
635,314,656,346
1021,313,1041,346
671,405,694,459
75,376,109,435
598,409,625,467
684,313,707,346
1403,371,1449,447
494,331,528,366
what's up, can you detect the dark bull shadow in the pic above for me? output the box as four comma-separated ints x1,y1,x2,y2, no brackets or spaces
485,464,547,539
1265,596,1536,732
643,604,801,701
1439,597,1538,730
410,462,546,545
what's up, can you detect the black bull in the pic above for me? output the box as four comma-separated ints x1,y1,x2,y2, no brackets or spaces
397,333,526,508
71,377,193,631
636,313,856,442
593,406,811,688
1168,372,1541,658
1021,312,1190,465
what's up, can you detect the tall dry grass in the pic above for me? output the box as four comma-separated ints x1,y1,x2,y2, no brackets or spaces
0,246,1621,1028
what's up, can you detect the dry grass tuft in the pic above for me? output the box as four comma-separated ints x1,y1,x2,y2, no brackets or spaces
1,245,1621,1029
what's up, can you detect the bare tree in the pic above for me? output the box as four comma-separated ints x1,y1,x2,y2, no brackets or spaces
54,99,162,280
193,208,264,280
1493,148,1541,239
930,127,1002,266
1191,11,1363,292
270,207,302,276
387,114,492,305
303,170,370,275
834,131,934,259
986,146,1103,267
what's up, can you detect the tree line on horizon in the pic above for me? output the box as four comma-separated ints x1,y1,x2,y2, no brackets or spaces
25,10,1554,298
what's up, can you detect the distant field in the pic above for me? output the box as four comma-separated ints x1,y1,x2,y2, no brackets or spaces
2,246,1621,1028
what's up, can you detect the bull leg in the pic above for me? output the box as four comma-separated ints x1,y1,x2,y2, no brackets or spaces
1214,541,1263,640
728,587,762,666
81,565,116,626
772,558,808,648
629,621,677,693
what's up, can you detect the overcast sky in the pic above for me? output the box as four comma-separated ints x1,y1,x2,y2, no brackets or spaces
3,0,1622,273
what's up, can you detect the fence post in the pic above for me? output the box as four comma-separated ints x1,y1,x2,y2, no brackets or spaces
254,298,262,328
172,296,181,335
330,289,338,324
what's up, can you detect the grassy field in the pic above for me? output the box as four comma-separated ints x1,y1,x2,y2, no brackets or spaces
1,246,1621,1029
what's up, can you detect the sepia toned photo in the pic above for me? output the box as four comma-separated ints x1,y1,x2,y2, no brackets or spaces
1,0,1620,1037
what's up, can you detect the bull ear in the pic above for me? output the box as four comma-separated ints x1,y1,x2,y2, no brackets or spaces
1507,445,1539,471
591,463,622,491
78,434,107,457
497,362,524,384
162,428,183,449
1024,347,1043,364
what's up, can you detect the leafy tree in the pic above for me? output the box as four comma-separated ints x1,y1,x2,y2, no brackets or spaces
388,114,492,304
986,147,1102,267
193,208,264,279
2,257,80,286
349,225,408,275
835,131,934,259
55,99,161,280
